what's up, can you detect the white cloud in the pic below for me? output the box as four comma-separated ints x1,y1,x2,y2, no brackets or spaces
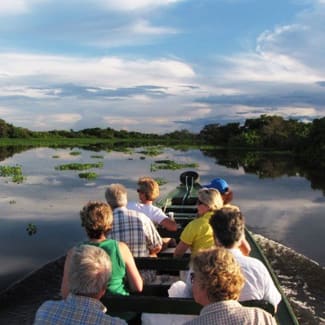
0,0,28,15
0,53,195,93
0,0,46,15
132,19,178,35
88,19,179,48
97,0,183,11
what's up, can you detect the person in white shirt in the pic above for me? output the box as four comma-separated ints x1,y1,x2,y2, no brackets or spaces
209,207,281,311
128,176,177,232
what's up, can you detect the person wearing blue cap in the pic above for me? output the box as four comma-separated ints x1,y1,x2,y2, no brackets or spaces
203,177,233,205
203,177,251,256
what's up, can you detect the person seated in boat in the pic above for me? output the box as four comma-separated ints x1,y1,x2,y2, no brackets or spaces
127,176,177,232
105,183,163,258
183,247,277,325
209,207,281,311
34,245,127,325
61,201,143,297
173,188,224,258
105,184,163,283
203,177,251,256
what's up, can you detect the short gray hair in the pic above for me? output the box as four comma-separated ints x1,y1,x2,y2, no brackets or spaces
105,183,128,209
69,245,111,296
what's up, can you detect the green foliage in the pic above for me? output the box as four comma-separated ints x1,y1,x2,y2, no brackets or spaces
0,165,25,183
78,172,98,180
150,159,199,171
154,177,168,186
26,223,37,236
55,162,104,171
52,155,60,158
138,146,164,156
91,155,104,159
69,151,81,156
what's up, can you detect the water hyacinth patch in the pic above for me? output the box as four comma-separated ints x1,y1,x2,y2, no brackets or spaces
0,165,25,183
55,162,104,171
78,172,98,180
150,160,198,171
69,151,81,156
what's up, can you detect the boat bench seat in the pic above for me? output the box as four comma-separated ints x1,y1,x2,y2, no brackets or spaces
102,295,275,316
134,257,189,271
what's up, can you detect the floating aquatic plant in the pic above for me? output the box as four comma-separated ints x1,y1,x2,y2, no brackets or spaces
69,151,81,156
150,160,198,171
155,177,168,186
26,223,37,236
78,172,98,180
0,165,25,183
55,162,104,171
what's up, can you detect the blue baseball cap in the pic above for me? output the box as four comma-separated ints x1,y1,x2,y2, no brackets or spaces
203,177,229,194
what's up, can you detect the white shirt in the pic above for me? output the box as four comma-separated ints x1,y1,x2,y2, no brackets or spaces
127,202,168,225
229,248,281,308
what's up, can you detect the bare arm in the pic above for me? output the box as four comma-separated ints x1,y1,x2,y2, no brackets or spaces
160,218,177,232
149,244,162,256
240,236,251,256
60,248,73,299
118,242,143,292
173,240,190,258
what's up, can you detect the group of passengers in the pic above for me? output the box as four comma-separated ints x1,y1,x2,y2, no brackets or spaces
33,176,280,325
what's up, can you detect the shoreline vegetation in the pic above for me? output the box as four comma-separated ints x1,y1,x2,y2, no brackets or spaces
0,114,324,153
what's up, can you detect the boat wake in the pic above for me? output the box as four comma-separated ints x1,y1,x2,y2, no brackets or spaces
253,234,325,325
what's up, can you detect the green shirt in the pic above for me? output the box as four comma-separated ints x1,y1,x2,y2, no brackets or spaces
87,239,128,296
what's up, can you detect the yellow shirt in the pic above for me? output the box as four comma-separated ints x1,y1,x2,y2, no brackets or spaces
180,211,215,255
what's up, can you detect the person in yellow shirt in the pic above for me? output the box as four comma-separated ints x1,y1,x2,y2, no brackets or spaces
173,188,223,257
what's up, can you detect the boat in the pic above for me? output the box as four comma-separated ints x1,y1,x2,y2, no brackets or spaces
101,170,298,324
0,170,299,324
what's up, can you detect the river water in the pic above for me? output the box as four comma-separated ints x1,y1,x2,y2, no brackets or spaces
0,146,324,323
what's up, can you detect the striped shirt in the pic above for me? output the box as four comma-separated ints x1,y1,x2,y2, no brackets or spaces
33,294,127,325
108,207,162,257
184,300,277,325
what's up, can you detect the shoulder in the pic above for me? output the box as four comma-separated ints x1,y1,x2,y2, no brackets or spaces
127,201,141,210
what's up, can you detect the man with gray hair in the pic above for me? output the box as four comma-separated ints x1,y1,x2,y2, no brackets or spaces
105,183,162,257
34,245,126,324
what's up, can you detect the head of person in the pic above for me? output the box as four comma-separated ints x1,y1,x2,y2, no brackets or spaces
137,176,159,201
190,247,244,306
68,245,112,299
209,206,244,248
80,201,113,239
203,177,233,205
196,188,223,216
105,183,128,209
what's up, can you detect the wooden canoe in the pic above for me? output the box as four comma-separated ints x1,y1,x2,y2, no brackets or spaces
0,171,299,324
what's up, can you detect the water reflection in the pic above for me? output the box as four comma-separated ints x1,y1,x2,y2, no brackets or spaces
0,146,324,293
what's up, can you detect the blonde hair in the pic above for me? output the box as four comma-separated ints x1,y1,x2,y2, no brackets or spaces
137,176,159,201
198,188,223,210
80,201,113,239
191,247,244,302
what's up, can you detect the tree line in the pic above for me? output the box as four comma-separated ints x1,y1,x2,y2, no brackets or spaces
0,114,324,159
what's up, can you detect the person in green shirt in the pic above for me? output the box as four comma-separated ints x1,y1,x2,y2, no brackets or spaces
61,201,143,297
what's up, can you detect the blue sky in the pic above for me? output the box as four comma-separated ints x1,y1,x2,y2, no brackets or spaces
0,0,324,134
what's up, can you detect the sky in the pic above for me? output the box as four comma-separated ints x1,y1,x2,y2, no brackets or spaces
0,0,324,134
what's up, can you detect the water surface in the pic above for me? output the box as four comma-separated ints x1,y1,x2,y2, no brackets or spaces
0,146,324,293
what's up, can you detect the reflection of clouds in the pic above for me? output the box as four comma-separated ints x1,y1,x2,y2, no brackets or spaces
0,257,35,275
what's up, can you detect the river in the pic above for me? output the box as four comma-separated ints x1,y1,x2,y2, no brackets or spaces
0,145,324,323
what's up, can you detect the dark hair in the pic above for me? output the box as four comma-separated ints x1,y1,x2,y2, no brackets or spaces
209,207,244,248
